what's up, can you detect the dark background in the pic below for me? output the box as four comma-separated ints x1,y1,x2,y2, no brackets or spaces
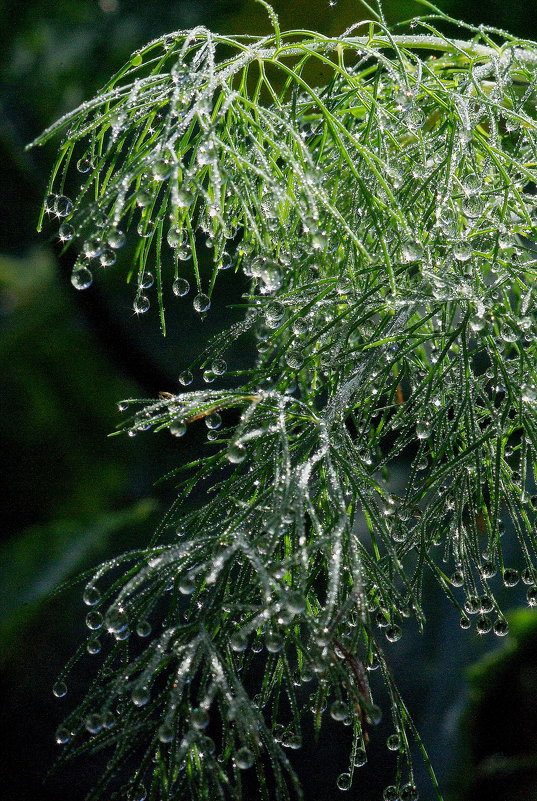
2,1,537,799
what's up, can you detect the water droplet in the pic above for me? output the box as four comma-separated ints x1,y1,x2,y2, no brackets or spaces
453,242,472,261
235,746,254,769
204,412,221,430
83,584,101,606
140,271,154,289
285,349,304,370
130,785,147,801
77,157,92,173
108,229,126,249
176,189,193,208
385,624,402,643
53,681,67,698
368,704,382,725
99,247,116,267
286,591,306,614
503,568,519,587
170,421,187,437
55,195,73,217
383,785,399,801
179,575,196,595
330,700,349,721
131,53,143,66
265,301,285,323
152,159,171,181
265,631,283,653
133,295,150,314
464,595,480,615
136,620,152,637
85,713,103,734
105,607,128,634
135,189,151,208
137,219,154,238
337,772,352,791
211,359,226,375
401,782,419,801
71,266,93,290
131,686,150,707
416,420,432,439
59,223,75,241
476,615,492,634
191,708,209,730
450,570,464,587
82,238,101,259
354,747,367,767
227,443,246,463
158,722,174,742
401,241,424,262
178,371,194,388
87,638,101,654
193,293,211,313
494,618,509,637
198,735,215,756
230,631,248,652
55,726,71,744
460,615,471,629
387,733,401,751
527,586,537,606
86,610,103,630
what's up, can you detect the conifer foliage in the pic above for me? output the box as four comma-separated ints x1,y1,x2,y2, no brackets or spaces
32,1,537,799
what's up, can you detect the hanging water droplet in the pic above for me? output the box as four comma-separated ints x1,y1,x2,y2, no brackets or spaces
83,584,101,606
140,271,154,289
193,293,211,313
416,420,432,439
230,631,248,652
105,607,128,633
55,195,73,217
205,412,221,430
235,746,254,769
383,785,399,801
178,575,196,595
401,241,424,263
460,615,471,629
99,247,116,267
86,610,103,630
476,615,492,634
503,568,519,587
493,618,509,637
450,570,464,587
354,747,367,767
131,686,150,707
385,624,402,642
82,238,101,259
387,733,401,751
265,631,283,653
137,219,154,238
59,223,75,241
330,700,349,721
178,370,193,386
401,782,419,801
336,772,352,791
158,721,174,743
108,229,126,249
176,189,194,208
133,295,150,314
71,266,93,290
87,638,101,654
170,421,187,437
227,443,246,463
211,359,226,375
453,242,472,261
368,704,382,725
53,681,67,698
77,157,92,173
191,708,210,730
527,586,537,606
285,349,304,370
152,159,171,181
55,726,71,744
286,591,306,614
85,713,103,734
136,620,152,637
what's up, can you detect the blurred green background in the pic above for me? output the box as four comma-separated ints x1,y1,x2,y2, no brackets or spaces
2,1,537,799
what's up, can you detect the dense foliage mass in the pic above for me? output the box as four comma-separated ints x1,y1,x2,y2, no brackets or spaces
32,1,537,799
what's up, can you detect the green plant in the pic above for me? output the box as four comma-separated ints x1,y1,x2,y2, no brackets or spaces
30,1,537,798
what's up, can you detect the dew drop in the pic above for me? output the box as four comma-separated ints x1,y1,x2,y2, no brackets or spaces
59,223,75,241
71,267,93,290
230,631,248,652
227,443,246,463
176,189,194,208
133,295,150,314
354,747,367,767
450,570,464,587
55,726,71,744
53,681,67,698
158,722,174,743
503,568,519,587
131,686,150,707
476,614,492,634
82,238,101,259
205,412,221,430
401,241,424,262
416,420,432,439
83,584,101,606
86,610,103,630
235,746,254,769
527,586,537,606
135,189,152,208
99,247,116,267
137,219,154,238
211,359,227,375
265,631,283,653
191,708,209,730
152,159,171,181
105,607,128,634
131,53,143,66
387,733,401,751
87,638,101,654
337,772,352,791
170,421,187,437
136,620,152,637
383,785,399,801
330,700,348,721
193,293,211,313
77,157,92,173
460,615,471,629
140,271,154,289
401,782,419,801
178,575,196,595
108,229,126,249
385,624,402,643
368,704,382,725
85,713,103,734
453,242,472,261
178,370,193,386
55,195,73,217
493,618,509,637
